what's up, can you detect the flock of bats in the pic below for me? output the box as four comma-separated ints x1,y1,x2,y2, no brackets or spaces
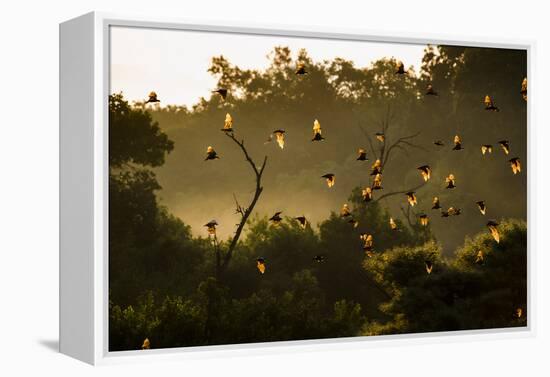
135,58,527,350
144,61,526,279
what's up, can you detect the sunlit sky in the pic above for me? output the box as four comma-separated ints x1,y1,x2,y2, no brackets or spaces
110,26,428,107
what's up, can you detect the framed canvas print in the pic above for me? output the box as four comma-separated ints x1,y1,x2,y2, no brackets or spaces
60,12,533,365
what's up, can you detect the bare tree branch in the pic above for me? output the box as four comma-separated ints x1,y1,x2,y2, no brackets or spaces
220,132,268,274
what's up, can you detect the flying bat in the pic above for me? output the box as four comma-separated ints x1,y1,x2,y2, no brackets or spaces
372,173,383,190
445,174,456,189
453,135,463,150
204,220,218,235
498,140,510,155
312,119,325,141
432,196,441,210
371,159,382,175
212,88,228,100
425,260,434,274
434,140,445,146
521,77,527,101
145,91,160,104
362,186,373,202
484,95,500,111
487,220,500,243
375,132,385,142
272,129,286,149
395,60,406,75
449,207,461,216
390,217,398,230
205,146,219,161
295,62,308,75
509,157,521,174
516,307,523,318
481,144,493,155
269,211,283,225
417,165,431,182
348,218,359,228
357,148,368,161
321,173,335,188
142,338,151,350
295,216,307,229
475,250,484,265
313,255,326,263
419,214,429,226
221,113,233,132
256,257,266,274
340,204,351,218
425,84,438,96
476,201,487,215
406,191,417,207
362,234,374,253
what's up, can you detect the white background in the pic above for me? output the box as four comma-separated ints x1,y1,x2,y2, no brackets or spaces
0,0,548,375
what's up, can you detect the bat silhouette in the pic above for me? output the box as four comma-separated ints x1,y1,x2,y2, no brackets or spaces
362,186,373,202
406,191,417,207
340,204,351,218
205,146,219,161
142,338,150,350
425,260,433,274
487,220,500,243
221,113,233,132
509,157,521,174
395,60,406,74
371,159,382,175
212,88,228,100
419,214,429,226
432,196,441,210
498,140,510,155
475,250,484,265
348,218,359,228
375,132,385,142
272,130,286,149
453,135,463,150
321,173,335,188
312,119,325,141
390,217,398,230
417,165,431,182
372,173,383,190
295,216,307,229
269,211,283,225
204,220,218,235
481,144,493,155
476,201,486,215
357,148,368,161
445,174,456,189
295,62,308,75
484,95,500,111
145,91,160,104
256,257,266,274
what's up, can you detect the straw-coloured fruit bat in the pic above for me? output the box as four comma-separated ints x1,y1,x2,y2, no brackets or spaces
272,129,286,149
362,234,374,252
499,140,510,155
445,174,456,189
348,218,359,228
484,95,500,111
256,257,266,274
321,173,335,188
395,60,406,74
375,132,385,142
372,173,383,190
269,211,283,225
453,135,463,150
432,196,441,210
509,157,521,175
406,192,417,207
362,187,373,202
516,307,523,318
340,204,351,218
417,165,431,182
357,148,368,161
425,261,433,274
212,88,228,100
434,140,445,146
521,77,527,101
205,146,219,161
145,91,160,104
204,220,218,235
312,119,325,141
222,113,233,132
419,214,429,226
313,255,325,263
475,250,484,265
142,338,151,350
476,201,486,215
425,84,438,96
295,216,307,229
390,217,398,230
295,62,308,75
371,159,382,175
481,144,493,155
449,207,461,216
487,220,500,243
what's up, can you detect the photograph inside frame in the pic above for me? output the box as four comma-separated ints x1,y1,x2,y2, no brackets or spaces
108,25,527,352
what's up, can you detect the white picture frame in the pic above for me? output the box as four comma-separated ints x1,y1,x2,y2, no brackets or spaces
59,11,535,365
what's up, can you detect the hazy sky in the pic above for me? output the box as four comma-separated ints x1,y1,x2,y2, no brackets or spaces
110,26,427,107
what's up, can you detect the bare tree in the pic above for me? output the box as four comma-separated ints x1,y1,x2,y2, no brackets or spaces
356,105,429,203
211,132,268,278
